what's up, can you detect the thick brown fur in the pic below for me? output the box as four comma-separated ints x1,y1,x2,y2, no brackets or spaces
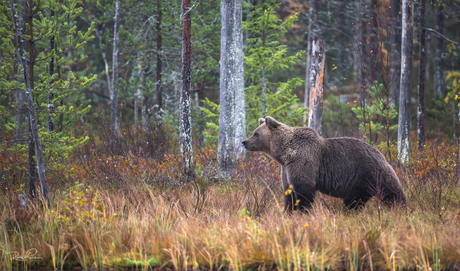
242,116,407,212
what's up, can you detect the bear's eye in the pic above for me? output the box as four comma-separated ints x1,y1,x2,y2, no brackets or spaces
254,133,258,137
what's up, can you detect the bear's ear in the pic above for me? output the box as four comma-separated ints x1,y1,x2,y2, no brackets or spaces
258,118,265,126
265,116,280,130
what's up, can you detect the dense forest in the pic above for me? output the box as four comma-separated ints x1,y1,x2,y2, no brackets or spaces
1,0,460,269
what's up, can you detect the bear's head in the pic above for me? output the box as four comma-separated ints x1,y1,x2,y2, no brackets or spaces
242,116,289,159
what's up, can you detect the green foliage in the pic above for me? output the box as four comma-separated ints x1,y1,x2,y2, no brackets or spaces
200,98,220,145
444,71,460,105
351,83,398,142
191,0,220,88
243,0,306,132
243,1,303,75
0,0,96,185
321,94,356,138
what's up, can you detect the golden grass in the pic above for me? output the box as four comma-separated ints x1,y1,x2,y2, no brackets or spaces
1,169,460,270
1,140,460,270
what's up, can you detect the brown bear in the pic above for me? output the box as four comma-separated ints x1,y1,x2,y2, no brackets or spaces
242,116,406,212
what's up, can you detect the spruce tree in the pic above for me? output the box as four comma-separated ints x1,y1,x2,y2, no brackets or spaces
0,0,96,199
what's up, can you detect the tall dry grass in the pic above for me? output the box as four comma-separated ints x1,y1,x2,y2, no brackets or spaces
1,129,460,270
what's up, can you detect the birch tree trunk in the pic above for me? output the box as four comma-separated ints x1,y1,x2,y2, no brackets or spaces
156,0,163,126
418,0,426,150
11,1,49,201
110,1,120,150
308,37,325,135
218,0,245,173
398,0,414,164
434,4,444,97
180,0,193,178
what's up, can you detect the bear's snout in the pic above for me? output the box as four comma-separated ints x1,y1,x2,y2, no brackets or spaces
242,140,247,147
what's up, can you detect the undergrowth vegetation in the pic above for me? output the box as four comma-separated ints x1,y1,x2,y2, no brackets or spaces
1,124,460,270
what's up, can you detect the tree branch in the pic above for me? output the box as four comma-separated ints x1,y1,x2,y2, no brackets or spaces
425,27,460,46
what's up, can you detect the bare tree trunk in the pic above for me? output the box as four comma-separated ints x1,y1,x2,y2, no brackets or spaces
11,0,49,201
156,0,163,126
235,21,246,160
27,128,36,198
27,0,37,200
304,0,317,124
110,1,120,150
308,37,325,135
418,0,426,150
390,0,401,103
433,4,444,97
398,0,414,164
218,0,245,173
180,0,193,178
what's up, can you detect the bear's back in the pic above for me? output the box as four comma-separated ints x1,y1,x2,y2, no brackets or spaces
316,137,394,197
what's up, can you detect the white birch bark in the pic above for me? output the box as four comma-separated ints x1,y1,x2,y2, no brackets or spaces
180,0,193,178
218,0,245,173
397,0,414,164
110,1,120,148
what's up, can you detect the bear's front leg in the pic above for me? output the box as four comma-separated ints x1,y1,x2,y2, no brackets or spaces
292,184,316,211
287,167,316,212
281,166,294,213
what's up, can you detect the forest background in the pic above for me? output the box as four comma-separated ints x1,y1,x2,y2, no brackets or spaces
2,0,460,269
